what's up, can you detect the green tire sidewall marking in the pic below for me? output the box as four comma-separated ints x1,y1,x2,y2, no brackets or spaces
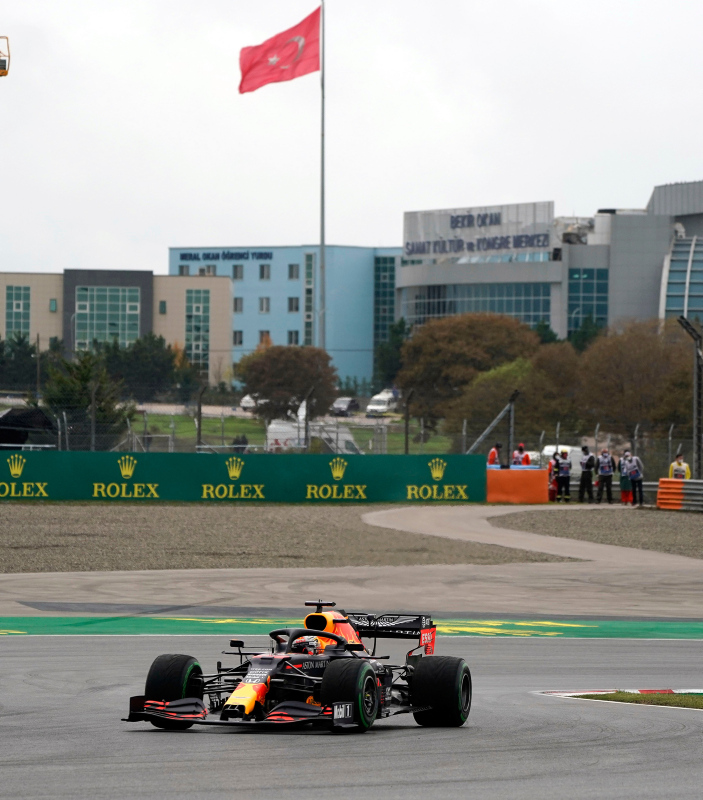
182,661,200,698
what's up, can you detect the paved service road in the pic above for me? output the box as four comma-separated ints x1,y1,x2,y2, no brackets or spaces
3,636,702,799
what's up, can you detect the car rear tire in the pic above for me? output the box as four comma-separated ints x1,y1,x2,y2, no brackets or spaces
320,659,379,732
411,656,472,727
144,653,203,730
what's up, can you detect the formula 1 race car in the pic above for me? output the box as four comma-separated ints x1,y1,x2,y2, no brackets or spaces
124,601,472,732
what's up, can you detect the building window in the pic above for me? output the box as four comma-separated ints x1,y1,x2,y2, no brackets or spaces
49,298,58,313
304,253,315,345
288,297,300,313
74,286,140,350
287,330,299,345
233,297,243,313
259,263,271,280
198,264,216,277
185,288,210,374
289,263,300,280
233,264,244,280
233,330,243,346
568,269,608,334
400,283,551,328
5,286,30,339
179,264,190,276
259,330,270,344
259,297,270,313
159,300,167,315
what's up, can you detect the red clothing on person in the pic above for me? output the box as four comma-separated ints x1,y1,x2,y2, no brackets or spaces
488,447,500,465
512,450,531,465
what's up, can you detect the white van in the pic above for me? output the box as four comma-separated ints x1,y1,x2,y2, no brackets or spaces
365,390,398,418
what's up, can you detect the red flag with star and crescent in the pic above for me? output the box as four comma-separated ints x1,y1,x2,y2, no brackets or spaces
239,7,321,94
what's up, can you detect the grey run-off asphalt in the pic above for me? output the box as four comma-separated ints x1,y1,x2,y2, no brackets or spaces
3,635,702,800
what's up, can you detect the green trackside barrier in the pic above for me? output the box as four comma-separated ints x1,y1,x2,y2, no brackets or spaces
0,452,487,503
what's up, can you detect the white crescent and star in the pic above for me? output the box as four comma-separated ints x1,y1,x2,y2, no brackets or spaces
267,36,305,69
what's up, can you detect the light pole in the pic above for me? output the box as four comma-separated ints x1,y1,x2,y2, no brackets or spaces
677,316,703,479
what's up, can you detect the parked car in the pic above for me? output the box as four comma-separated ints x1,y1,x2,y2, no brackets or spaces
240,394,257,412
365,390,398,418
330,397,360,417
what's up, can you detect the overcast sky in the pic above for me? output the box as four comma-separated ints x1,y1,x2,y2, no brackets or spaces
1,0,702,274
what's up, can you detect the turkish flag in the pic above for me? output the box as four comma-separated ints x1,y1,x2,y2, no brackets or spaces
239,7,320,94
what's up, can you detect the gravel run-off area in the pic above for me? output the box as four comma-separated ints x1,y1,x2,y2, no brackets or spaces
0,504,572,573
492,507,703,559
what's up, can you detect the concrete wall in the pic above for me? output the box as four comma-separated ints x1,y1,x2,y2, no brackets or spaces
608,215,672,325
0,272,63,345
153,275,232,385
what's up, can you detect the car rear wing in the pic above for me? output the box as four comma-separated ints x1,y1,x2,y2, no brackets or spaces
347,613,436,655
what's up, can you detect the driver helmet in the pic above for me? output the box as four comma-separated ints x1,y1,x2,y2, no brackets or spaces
291,635,320,655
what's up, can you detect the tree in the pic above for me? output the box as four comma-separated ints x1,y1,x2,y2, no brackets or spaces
101,334,177,402
172,342,201,403
569,315,602,352
0,333,37,390
373,318,410,389
534,320,559,344
578,319,692,438
396,314,540,421
446,342,582,437
42,351,133,450
234,346,337,423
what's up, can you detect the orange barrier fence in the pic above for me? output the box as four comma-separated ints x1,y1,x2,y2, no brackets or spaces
656,478,703,511
486,469,549,504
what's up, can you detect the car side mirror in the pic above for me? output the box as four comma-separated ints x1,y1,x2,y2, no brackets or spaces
230,639,244,648
345,643,364,652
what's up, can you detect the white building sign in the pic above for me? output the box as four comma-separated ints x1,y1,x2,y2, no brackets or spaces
403,202,554,259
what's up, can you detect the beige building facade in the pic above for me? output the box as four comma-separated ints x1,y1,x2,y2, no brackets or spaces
1,270,233,385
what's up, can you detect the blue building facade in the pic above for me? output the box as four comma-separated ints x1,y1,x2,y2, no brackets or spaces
168,245,401,384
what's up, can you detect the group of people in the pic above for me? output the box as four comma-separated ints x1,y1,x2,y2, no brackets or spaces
488,440,692,508
559,446,645,506
487,442,531,466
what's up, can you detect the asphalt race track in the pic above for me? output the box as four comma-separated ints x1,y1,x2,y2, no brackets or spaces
3,635,703,799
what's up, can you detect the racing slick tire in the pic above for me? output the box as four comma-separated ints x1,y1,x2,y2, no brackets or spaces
320,659,379,732
144,653,203,730
411,656,472,727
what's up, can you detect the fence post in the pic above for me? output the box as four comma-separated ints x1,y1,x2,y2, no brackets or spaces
594,423,600,455
461,419,467,454
556,421,560,451
63,410,70,451
403,388,414,455
633,423,640,456
90,382,97,452
538,430,545,466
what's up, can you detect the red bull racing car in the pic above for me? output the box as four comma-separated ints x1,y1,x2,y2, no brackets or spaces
125,601,472,732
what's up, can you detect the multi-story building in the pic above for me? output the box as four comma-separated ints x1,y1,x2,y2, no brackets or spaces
0,270,232,385
168,245,402,384
398,180,703,337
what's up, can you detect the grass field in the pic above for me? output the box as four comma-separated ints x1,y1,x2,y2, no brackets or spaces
575,692,703,709
140,412,455,454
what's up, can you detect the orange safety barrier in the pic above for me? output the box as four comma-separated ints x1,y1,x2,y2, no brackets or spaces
486,469,549,504
656,478,684,510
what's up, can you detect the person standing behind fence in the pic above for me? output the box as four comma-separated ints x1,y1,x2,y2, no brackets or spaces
669,453,691,480
512,443,531,466
625,450,644,507
579,445,595,503
618,450,633,505
556,449,571,502
596,448,616,504
487,442,502,466
548,450,559,502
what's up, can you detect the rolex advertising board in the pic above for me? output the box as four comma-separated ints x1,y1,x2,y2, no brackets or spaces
403,201,554,260
0,453,486,503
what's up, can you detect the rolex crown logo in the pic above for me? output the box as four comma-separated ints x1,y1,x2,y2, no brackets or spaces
117,455,137,480
7,454,26,479
428,458,447,481
329,457,348,481
226,456,244,480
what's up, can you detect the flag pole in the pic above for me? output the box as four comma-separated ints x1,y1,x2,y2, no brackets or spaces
319,0,326,350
